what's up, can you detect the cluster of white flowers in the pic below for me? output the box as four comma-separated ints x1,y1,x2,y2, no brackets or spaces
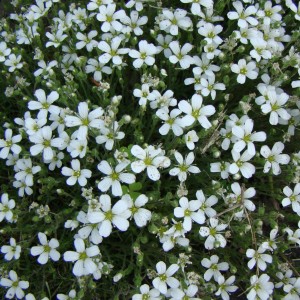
0,0,300,299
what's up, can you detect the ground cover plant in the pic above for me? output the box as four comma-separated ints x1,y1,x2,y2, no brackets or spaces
0,0,300,299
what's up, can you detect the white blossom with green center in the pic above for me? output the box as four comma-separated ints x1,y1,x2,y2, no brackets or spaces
169,151,200,182
152,261,179,295
63,238,100,277
30,232,60,265
87,194,130,238
131,144,170,181
65,101,104,140
97,160,135,196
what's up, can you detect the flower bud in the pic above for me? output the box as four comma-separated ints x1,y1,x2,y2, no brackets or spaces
218,52,225,60
233,173,241,180
237,46,245,53
113,273,123,283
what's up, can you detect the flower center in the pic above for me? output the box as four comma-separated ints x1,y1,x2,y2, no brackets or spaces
43,140,51,147
240,67,247,75
105,210,113,221
74,170,81,177
44,245,51,252
144,157,152,166
210,228,217,236
131,206,138,214
159,273,167,281
180,164,189,172
82,118,89,126
184,209,191,217
79,251,88,260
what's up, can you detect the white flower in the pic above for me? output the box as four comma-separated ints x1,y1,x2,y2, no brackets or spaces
246,247,272,271
180,0,213,15
132,284,160,300
284,226,300,246
121,10,148,36
0,128,22,159
156,34,173,58
229,182,256,213
232,118,266,155
161,233,189,252
198,23,223,45
156,108,184,136
98,36,129,66
199,218,227,250
68,139,87,158
65,102,104,140
96,4,126,32
229,150,256,178
152,261,180,294
250,38,272,62
123,194,152,227
169,151,200,182
14,158,41,186
0,41,11,62
30,232,60,265
25,115,47,136
29,126,56,161
125,0,144,12
57,289,77,300
76,30,98,52
131,145,170,181
215,275,238,300
203,42,221,60
87,194,130,237
61,159,92,187
63,238,100,277
159,8,192,35
0,193,15,222
168,41,194,69
45,30,67,48
261,228,278,251
129,40,157,69
260,142,290,175
174,196,205,231
201,255,229,282
97,160,135,196
0,270,29,299
256,1,282,26
4,54,23,72
282,183,300,216
133,83,156,107
199,74,226,100
210,161,230,179
193,53,220,78
170,285,199,299
150,89,177,110
247,274,274,300
184,130,199,150
85,58,112,81
231,59,258,84
1,238,21,260
286,0,300,21
195,190,218,218
95,121,125,151
76,211,103,245
283,277,300,299
29,0,50,20
227,1,258,28
34,60,57,79
261,91,291,125
179,94,216,129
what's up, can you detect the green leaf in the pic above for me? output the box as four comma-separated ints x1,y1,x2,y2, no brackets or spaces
129,182,142,191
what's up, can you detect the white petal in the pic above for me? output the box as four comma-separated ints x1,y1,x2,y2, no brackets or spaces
147,166,160,181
